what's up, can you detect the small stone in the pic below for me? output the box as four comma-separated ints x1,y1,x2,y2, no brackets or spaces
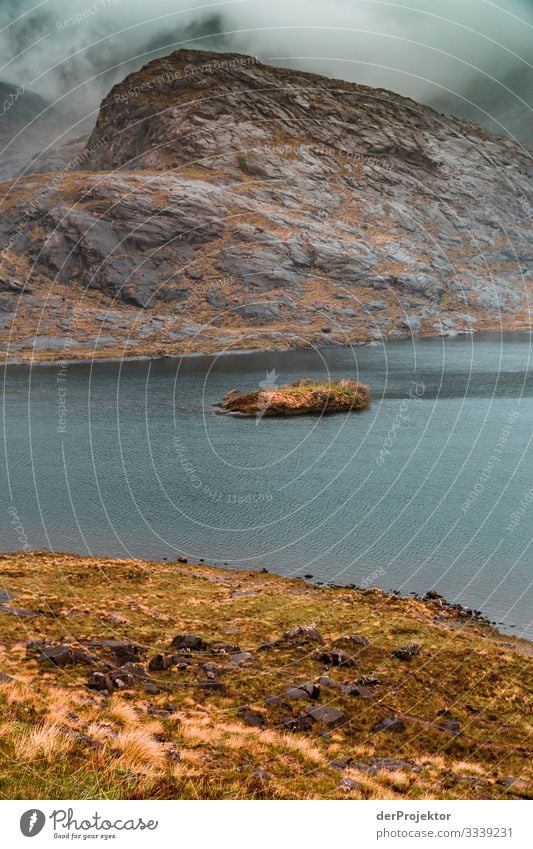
283,715,315,732
87,671,115,693
253,767,271,781
88,639,144,665
343,684,373,698
242,708,266,728
357,675,381,687
211,641,241,654
317,649,356,667
171,634,208,651
148,653,175,672
393,643,422,661
39,645,92,667
283,625,324,644
264,694,289,708
373,716,406,734
199,680,226,693
231,651,253,666
177,556,188,563
286,682,320,701
329,758,349,771
317,675,339,689
307,706,348,728
440,719,462,735
339,777,361,791
333,635,371,648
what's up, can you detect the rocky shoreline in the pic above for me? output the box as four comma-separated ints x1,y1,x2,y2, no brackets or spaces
0,551,530,800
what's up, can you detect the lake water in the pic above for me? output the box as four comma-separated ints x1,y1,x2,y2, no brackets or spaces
2,332,532,638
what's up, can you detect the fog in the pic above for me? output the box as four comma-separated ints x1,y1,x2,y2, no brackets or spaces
1,0,532,134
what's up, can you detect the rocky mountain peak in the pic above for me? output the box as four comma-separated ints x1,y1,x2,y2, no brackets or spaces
2,50,533,362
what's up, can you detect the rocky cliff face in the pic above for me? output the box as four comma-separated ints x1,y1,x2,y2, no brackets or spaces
1,49,532,362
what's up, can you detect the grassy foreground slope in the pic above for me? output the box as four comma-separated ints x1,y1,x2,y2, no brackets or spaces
0,552,531,800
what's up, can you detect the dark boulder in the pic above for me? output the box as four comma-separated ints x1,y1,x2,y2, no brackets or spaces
283,715,315,732
440,719,462,735
317,649,356,667
199,680,226,693
148,653,176,672
307,706,348,728
171,634,208,651
88,639,144,665
286,682,320,701
343,684,374,699
393,643,422,661
242,708,267,728
339,777,361,791
38,644,92,667
282,625,324,644
87,671,115,693
332,635,371,648
373,716,406,734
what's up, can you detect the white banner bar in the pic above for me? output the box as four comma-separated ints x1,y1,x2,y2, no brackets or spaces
2,800,530,848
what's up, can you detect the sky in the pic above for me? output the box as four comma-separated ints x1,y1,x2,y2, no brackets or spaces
1,0,532,135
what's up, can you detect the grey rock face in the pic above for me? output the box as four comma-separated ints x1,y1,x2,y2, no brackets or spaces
2,48,532,353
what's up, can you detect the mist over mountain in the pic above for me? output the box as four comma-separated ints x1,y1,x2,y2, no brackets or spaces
0,0,532,150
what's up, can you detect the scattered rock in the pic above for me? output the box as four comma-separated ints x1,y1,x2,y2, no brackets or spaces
332,635,371,648
69,731,104,750
317,649,356,667
286,682,320,701
171,634,208,651
370,758,421,773
211,641,241,654
231,651,253,666
307,706,348,728
439,719,462,735
342,684,374,698
38,644,92,667
0,672,14,683
339,777,361,791
499,777,531,797
393,643,422,661
264,694,290,709
373,716,406,734
241,708,267,728
317,675,339,689
283,715,315,732
148,653,176,672
87,671,115,693
199,680,226,693
252,767,271,782
88,639,144,665
329,758,349,771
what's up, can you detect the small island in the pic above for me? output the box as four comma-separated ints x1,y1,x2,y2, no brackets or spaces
220,378,371,417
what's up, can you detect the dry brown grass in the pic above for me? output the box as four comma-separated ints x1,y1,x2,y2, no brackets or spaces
0,552,531,799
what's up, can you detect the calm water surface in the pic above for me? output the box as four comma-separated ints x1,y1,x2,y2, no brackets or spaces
2,332,532,638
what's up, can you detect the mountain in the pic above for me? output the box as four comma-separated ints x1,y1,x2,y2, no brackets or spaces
1,49,532,363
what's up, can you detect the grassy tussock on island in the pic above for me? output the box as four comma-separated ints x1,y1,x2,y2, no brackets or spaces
0,552,531,800
221,378,371,417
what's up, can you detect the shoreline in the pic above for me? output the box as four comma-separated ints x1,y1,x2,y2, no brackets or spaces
1,549,529,645
2,325,532,370
0,550,531,800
